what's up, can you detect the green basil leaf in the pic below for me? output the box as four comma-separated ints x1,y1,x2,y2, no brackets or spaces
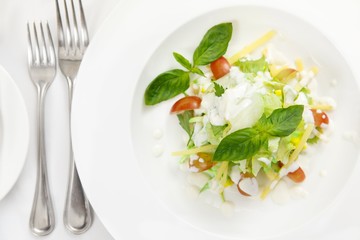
211,124,228,137
190,67,205,77
266,105,304,137
173,52,192,70
214,82,225,97
177,110,194,137
254,114,269,132
193,22,233,66
144,69,190,105
213,128,266,161
234,56,269,73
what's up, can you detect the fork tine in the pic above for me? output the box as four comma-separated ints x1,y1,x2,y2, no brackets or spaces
56,0,65,48
32,23,41,64
40,22,48,64
63,0,73,50
70,0,79,49
45,22,56,66
78,0,89,47
27,22,34,65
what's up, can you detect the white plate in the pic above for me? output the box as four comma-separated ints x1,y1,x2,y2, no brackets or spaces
72,0,360,239
0,65,29,200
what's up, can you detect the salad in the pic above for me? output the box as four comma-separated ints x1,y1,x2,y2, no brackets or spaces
144,22,334,201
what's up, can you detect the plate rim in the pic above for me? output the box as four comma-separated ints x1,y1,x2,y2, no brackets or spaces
72,0,360,239
0,64,30,200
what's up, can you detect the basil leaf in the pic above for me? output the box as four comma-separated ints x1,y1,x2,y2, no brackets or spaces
213,128,266,161
214,82,225,97
234,56,269,73
144,69,190,105
173,52,192,70
190,67,205,77
177,110,194,137
193,23,233,66
266,105,304,137
211,124,228,137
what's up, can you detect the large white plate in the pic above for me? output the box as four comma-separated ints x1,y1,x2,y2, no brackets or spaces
72,0,360,239
0,65,29,200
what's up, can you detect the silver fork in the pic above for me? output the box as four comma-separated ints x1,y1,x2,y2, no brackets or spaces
27,21,56,236
55,0,92,234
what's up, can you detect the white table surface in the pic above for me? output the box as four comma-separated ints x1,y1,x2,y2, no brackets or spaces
0,0,359,239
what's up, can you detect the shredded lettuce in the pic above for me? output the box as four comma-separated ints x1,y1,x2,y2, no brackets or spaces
234,56,269,73
263,93,282,116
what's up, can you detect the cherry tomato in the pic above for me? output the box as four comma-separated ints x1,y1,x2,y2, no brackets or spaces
170,96,201,113
189,152,215,172
237,173,256,197
287,167,306,183
210,56,231,80
310,109,329,127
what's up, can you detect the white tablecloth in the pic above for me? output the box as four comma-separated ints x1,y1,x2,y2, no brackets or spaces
0,0,359,239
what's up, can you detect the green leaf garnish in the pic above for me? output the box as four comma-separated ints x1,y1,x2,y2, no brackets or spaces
234,56,269,73
173,52,192,70
213,105,304,161
144,69,190,105
214,82,225,97
177,110,194,138
193,23,233,66
265,105,304,137
190,67,205,77
213,128,267,161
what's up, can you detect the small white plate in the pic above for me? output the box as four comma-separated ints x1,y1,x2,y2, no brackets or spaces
72,0,360,239
0,65,29,200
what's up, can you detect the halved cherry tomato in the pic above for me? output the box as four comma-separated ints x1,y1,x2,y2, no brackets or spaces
274,68,297,83
237,173,258,197
210,56,231,80
170,96,201,113
310,109,329,127
189,152,215,172
287,167,306,183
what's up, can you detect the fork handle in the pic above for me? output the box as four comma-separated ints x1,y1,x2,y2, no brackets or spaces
29,86,55,236
63,147,93,234
63,78,93,234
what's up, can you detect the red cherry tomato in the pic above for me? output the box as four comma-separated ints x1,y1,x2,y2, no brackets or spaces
310,109,329,127
236,172,255,197
170,96,201,113
189,152,215,172
287,167,306,183
210,56,231,80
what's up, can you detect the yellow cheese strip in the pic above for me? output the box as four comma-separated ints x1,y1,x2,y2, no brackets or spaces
286,123,314,166
309,104,334,111
220,163,229,186
311,66,319,75
295,58,304,71
172,144,217,156
215,162,228,181
260,186,271,200
228,30,276,65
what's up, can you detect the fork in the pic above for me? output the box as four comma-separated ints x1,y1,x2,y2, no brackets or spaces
55,0,93,234
27,21,56,236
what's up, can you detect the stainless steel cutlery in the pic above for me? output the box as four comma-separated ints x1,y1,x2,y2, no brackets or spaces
28,0,92,235
55,0,93,234
27,21,56,236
